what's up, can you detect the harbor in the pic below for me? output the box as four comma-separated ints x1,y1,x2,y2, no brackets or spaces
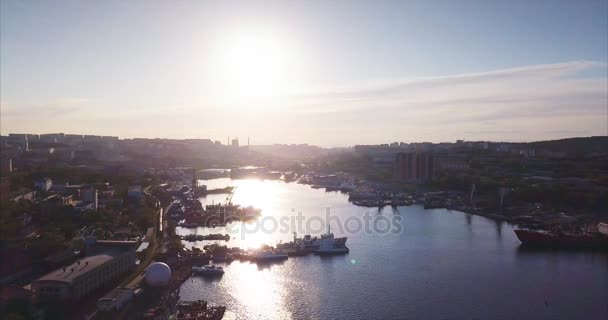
117,178,355,320
86,176,607,320
192,225,349,263
171,178,608,319
80,174,606,320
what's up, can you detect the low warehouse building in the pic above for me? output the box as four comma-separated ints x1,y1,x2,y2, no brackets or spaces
31,248,135,302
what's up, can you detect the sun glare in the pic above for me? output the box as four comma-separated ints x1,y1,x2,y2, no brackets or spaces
214,32,290,104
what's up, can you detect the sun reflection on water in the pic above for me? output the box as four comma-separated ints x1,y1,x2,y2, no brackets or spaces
184,179,290,250
182,180,297,319
221,261,292,320
231,179,283,214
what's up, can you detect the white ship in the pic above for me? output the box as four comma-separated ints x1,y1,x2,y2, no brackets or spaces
302,225,348,250
315,237,350,255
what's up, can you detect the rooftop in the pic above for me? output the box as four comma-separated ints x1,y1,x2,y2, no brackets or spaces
85,239,138,255
136,242,150,253
36,252,119,285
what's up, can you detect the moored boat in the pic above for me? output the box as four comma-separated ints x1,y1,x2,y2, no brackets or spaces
302,225,348,250
192,265,224,276
314,237,350,255
252,250,288,262
514,228,608,249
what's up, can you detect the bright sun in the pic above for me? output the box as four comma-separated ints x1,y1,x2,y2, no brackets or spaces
214,32,290,104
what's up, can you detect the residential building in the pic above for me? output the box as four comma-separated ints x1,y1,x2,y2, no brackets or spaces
395,152,435,182
39,133,65,143
51,147,75,162
436,154,469,172
63,134,83,145
7,134,29,151
372,154,396,169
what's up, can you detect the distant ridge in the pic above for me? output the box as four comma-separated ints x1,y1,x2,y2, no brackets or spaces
519,136,608,155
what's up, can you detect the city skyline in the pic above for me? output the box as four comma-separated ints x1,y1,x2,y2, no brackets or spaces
1,0,607,146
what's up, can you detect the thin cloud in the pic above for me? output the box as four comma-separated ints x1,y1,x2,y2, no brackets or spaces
1,97,90,117
293,60,607,105
274,60,607,143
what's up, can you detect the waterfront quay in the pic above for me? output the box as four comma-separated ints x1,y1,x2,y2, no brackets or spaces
298,172,605,230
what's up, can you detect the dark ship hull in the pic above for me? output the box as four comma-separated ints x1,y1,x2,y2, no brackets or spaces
514,229,608,249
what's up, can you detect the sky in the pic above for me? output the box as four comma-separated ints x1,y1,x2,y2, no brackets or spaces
1,0,607,146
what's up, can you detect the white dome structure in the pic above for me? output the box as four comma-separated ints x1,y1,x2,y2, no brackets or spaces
145,262,172,287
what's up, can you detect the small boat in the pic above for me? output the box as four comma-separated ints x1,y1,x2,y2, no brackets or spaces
212,253,233,263
192,265,224,276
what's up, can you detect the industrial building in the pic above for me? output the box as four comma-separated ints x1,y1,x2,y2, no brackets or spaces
30,240,137,302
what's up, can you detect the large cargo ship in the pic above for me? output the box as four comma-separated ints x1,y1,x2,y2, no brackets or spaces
514,228,608,249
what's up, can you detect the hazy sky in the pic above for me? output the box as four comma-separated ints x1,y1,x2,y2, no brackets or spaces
1,0,607,146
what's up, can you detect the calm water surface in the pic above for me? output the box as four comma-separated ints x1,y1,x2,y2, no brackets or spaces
177,179,608,320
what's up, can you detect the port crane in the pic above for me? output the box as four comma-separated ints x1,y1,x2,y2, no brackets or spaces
225,185,238,205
